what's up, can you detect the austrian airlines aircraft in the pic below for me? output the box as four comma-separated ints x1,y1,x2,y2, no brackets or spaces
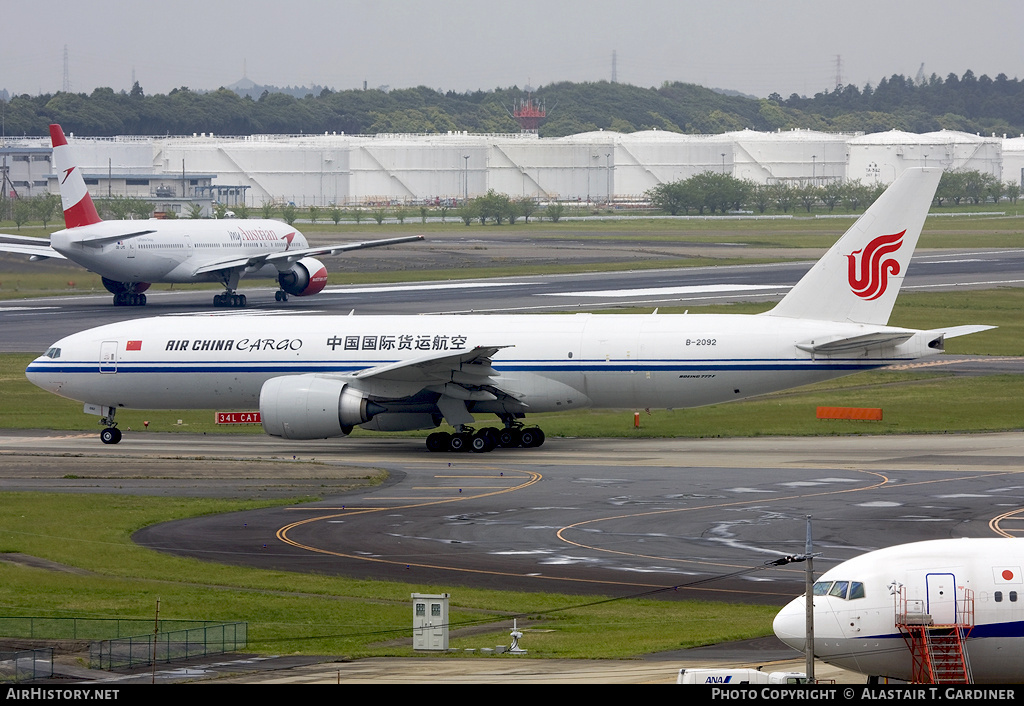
773,538,1024,683
26,167,991,447
0,124,422,307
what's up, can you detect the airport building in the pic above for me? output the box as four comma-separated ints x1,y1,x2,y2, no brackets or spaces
2,128,1017,210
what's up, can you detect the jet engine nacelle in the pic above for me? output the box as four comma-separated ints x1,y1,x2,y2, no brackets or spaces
277,257,328,297
259,375,382,439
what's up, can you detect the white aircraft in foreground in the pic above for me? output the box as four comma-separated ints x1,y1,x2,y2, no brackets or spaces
773,538,1024,684
26,167,991,447
0,124,422,307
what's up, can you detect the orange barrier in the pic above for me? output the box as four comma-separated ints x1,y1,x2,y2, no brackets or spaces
816,406,883,421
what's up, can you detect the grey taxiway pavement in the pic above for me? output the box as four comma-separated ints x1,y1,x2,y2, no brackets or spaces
4,430,1023,605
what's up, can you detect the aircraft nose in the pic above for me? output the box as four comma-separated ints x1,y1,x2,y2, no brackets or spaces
773,598,807,651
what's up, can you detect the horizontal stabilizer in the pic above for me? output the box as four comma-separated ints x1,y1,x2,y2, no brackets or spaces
935,324,997,339
796,330,916,354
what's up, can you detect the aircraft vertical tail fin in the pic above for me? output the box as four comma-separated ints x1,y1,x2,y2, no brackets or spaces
767,167,942,326
49,124,102,228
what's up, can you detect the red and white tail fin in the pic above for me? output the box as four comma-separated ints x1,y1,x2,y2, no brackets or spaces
50,124,102,228
767,167,942,326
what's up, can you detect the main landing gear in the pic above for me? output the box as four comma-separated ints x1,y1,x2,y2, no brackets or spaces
113,291,146,306
102,279,150,307
425,424,545,453
274,290,289,302
213,292,247,307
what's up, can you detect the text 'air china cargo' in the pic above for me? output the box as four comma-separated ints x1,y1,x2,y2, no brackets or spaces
26,167,992,448
0,124,422,308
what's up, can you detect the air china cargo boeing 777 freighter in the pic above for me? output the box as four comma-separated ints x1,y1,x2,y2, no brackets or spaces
26,167,992,448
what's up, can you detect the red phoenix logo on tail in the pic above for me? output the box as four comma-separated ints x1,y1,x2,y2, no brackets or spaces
847,230,906,300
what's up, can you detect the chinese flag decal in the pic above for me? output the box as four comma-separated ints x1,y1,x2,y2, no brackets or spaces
126,340,143,351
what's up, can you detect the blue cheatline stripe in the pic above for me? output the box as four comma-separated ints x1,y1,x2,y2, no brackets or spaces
861,620,1024,641
27,358,896,375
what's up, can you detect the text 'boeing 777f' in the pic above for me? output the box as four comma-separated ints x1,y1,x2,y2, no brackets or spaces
773,538,1024,684
0,124,423,308
26,168,992,448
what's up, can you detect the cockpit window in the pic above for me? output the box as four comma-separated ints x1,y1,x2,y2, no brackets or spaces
813,580,865,600
43,347,61,359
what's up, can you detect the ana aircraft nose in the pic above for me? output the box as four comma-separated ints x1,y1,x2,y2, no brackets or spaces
772,598,807,651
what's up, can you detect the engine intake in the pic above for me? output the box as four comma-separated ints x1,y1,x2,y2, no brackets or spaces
260,375,382,439
277,257,328,296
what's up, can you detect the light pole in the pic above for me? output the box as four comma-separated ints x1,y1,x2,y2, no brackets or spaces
605,153,611,203
463,155,469,202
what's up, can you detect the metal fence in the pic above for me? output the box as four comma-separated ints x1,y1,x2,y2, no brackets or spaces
0,648,53,682
90,622,247,671
0,618,247,672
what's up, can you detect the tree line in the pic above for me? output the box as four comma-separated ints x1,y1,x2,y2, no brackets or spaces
2,69,1022,139
646,171,1020,217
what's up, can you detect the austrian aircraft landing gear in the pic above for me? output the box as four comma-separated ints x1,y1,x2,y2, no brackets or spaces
275,290,289,302
103,278,150,307
112,292,146,306
425,424,544,453
213,292,247,307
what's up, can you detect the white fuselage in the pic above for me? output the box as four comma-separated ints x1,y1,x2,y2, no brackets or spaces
48,219,305,284
773,538,1024,684
26,312,941,415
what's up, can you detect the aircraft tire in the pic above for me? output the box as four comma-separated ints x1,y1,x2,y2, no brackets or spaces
498,428,521,448
471,431,496,453
520,427,544,448
100,427,122,445
448,433,470,452
426,432,450,452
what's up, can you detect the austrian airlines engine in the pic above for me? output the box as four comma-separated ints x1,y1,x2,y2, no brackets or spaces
0,124,423,307
773,538,1024,684
26,167,991,447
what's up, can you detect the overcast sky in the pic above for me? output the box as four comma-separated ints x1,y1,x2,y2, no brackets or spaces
3,0,1022,99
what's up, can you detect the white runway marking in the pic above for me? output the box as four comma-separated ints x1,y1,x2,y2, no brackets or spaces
322,282,535,294
537,284,788,298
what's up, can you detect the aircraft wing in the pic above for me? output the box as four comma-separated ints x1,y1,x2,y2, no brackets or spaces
191,234,425,276
269,234,425,262
340,345,516,402
0,239,66,260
